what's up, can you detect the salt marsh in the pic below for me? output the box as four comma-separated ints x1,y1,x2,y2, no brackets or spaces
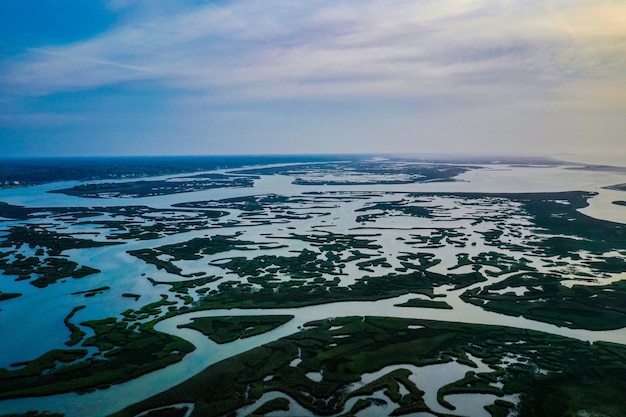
2,157,626,417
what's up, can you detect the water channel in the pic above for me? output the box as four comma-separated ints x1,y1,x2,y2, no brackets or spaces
1,162,626,416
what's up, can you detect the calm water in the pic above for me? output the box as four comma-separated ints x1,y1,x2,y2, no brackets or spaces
1,162,626,416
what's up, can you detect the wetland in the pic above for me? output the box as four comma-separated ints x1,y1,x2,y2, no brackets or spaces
1,155,626,417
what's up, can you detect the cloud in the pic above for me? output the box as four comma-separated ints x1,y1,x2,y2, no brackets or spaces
1,0,624,113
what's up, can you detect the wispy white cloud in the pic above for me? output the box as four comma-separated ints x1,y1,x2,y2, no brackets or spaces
1,0,625,112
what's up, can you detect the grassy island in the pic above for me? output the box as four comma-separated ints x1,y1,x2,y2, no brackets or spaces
49,174,256,199
178,315,294,344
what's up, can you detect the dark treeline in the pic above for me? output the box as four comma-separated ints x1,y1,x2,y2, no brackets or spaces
0,155,352,186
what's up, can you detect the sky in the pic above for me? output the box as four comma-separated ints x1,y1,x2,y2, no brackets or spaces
0,0,625,160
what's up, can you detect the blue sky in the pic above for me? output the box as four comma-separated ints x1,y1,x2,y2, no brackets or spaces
1,0,625,159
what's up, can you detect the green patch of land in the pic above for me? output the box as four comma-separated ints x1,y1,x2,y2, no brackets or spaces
122,293,141,301
172,194,332,224
64,306,87,347
0,202,39,220
348,367,428,415
285,230,382,252
403,227,468,250
230,161,471,186
0,291,21,302
0,155,291,188
147,276,219,296
356,200,433,223
0,314,194,400
49,175,255,199
87,217,226,241
174,194,294,212
0,252,102,288
0,225,119,256
249,397,290,415
192,240,488,310
403,191,626,257
395,297,453,309
198,265,439,310
178,315,294,344
212,248,344,281
448,251,535,277
461,272,626,330
111,317,626,417
0,225,118,287
1,202,229,242
71,286,110,298
128,233,266,277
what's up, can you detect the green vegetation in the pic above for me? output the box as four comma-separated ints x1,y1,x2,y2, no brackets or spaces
172,194,331,225
175,194,294,212
85,215,226,241
64,306,87,347
148,276,219,295
187,241,495,311
0,203,228,242
461,272,626,330
356,200,432,223
120,295,178,322
192,267,453,310
0,225,118,256
249,397,290,415
231,161,471,185
396,251,442,272
122,293,141,301
50,175,254,199
112,317,626,417
485,399,515,417
437,370,502,410
0,308,194,400
347,368,428,415
0,225,113,287
178,315,294,344
71,286,110,297
0,252,102,288
395,297,453,309
0,155,298,187
285,231,382,252
464,251,534,277
128,233,261,277
0,202,38,220
402,227,468,250
212,248,342,280
505,191,626,256
6,164,626,417
0,291,21,302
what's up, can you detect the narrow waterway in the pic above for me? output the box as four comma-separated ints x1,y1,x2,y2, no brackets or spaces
2,289,625,417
